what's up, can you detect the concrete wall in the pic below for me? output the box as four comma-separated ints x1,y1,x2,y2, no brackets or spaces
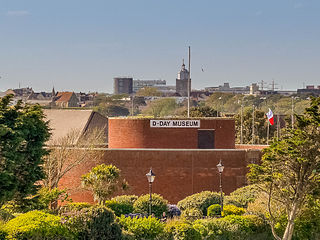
108,118,235,149
59,148,261,204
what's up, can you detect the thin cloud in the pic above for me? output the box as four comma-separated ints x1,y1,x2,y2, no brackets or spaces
6,10,30,16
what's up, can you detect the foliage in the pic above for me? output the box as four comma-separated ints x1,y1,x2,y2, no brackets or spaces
94,104,129,117
0,95,50,206
81,164,128,204
167,204,181,218
136,87,162,97
4,210,74,240
177,191,221,215
112,195,138,206
43,129,105,190
119,215,164,240
59,202,93,214
142,98,178,117
193,214,272,240
248,97,320,240
224,184,260,208
234,108,276,144
133,193,168,218
165,219,201,240
105,200,133,217
64,205,122,240
181,208,203,221
222,205,245,216
183,106,218,117
207,204,221,217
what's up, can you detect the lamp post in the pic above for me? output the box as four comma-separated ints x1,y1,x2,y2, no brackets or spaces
216,160,224,213
146,168,156,216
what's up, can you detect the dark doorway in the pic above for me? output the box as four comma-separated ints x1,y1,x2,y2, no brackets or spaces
198,129,215,149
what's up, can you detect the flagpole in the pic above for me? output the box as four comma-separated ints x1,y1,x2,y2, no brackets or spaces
187,46,191,118
267,120,269,145
252,105,255,145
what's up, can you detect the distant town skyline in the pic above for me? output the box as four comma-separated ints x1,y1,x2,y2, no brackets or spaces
0,0,319,93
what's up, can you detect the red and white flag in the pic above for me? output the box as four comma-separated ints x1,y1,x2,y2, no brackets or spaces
266,108,274,125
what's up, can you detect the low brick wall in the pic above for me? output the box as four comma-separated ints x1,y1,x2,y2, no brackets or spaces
59,148,261,204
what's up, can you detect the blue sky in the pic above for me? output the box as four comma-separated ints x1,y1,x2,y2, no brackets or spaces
0,0,319,93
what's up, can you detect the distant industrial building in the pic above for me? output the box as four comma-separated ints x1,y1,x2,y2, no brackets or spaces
176,60,190,97
205,83,260,95
114,77,133,95
297,85,320,95
133,79,166,92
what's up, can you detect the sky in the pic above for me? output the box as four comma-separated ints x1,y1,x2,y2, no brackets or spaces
0,0,319,93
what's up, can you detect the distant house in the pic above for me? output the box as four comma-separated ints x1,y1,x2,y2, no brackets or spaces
52,92,79,108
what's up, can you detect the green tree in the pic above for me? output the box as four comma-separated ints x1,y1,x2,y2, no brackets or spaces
81,164,128,204
183,106,218,117
94,104,129,117
0,95,50,206
248,97,320,240
142,98,178,117
235,108,276,144
136,87,162,97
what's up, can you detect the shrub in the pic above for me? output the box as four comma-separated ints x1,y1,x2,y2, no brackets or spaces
119,215,164,240
193,214,271,240
177,191,221,215
133,193,168,218
222,205,245,216
59,202,92,214
65,205,122,240
167,204,181,218
4,210,74,240
224,185,260,208
112,195,138,206
0,208,14,222
0,223,7,240
105,200,133,217
207,204,221,217
181,208,203,221
165,219,201,240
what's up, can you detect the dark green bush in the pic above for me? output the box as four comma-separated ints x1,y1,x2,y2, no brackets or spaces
105,200,133,217
165,219,201,240
4,210,74,240
207,204,221,217
65,205,122,240
133,194,168,218
119,215,164,240
177,191,221,215
193,214,271,240
181,208,203,221
224,185,260,208
222,205,245,216
112,195,138,206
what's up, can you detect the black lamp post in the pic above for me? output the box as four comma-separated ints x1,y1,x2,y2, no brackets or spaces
146,168,156,216
216,160,224,213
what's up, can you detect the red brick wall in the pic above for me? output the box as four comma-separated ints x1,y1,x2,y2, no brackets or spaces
108,118,235,149
59,148,261,204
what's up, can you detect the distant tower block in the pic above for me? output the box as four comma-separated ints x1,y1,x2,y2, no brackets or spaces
114,77,133,94
176,60,190,97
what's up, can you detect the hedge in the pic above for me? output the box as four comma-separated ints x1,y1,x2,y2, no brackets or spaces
193,214,272,240
222,205,246,216
207,204,221,217
133,194,168,218
105,200,133,217
224,185,260,208
4,210,74,240
165,219,201,240
119,215,164,240
177,191,221,215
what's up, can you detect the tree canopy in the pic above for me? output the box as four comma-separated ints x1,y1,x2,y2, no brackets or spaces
248,97,320,240
0,95,50,206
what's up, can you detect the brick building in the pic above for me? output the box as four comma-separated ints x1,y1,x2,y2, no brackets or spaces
58,117,265,204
